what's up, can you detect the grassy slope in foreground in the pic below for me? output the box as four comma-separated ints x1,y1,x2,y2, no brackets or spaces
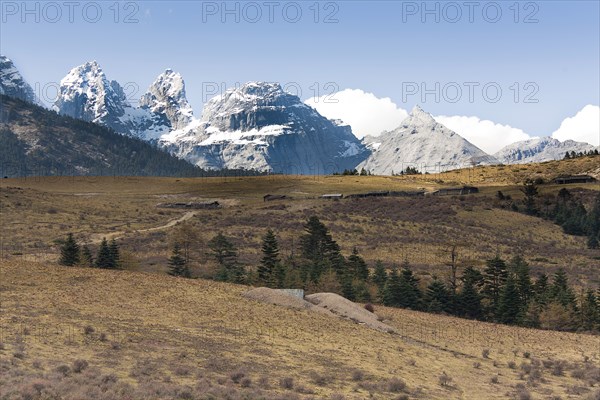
0,261,599,399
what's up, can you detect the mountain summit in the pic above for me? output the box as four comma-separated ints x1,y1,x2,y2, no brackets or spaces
0,55,39,105
161,82,369,173
494,136,598,164
358,106,499,174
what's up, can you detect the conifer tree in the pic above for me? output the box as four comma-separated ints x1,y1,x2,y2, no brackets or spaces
258,229,280,287
382,268,401,307
95,238,112,269
209,233,243,283
59,233,80,266
397,265,422,310
458,277,483,319
521,180,539,216
168,242,190,278
372,260,388,296
108,238,120,269
425,279,451,314
510,255,532,304
80,245,94,267
497,274,522,324
580,289,599,331
347,247,369,281
482,254,508,311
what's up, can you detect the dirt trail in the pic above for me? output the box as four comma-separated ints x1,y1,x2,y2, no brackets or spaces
88,211,197,244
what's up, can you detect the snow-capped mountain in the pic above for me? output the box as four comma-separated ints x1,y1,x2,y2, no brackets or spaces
53,62,197,141
53,61,143,136
358,106,499,175
0,55,39,105
160,82,369,173
139,69,194,131
494,137,598,164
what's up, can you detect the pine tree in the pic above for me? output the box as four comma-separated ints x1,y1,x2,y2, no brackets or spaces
550,268,577,309
397,265,422,310
482,254,508,311
458,278,483,319
382,268,401,307
108,238,120,269
209,233,243,283
564,151,571,160
425,279,451,314
510,255,532,304
497,274,522,324
521,180,539,216
168,243,190,278
580,289,598,331
299,216,344,281
59,233,80,266
95,238,112,269
372,260,388,296
258,229,280,287
80,245,94,267
533,273,550,305
347,247,369,281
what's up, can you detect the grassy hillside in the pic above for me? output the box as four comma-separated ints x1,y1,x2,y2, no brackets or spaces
1,261,599,400
1,170,598,287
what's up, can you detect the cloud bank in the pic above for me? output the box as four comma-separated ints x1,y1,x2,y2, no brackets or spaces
306,89,599,152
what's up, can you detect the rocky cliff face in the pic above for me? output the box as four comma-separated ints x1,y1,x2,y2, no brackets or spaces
160,82,369,174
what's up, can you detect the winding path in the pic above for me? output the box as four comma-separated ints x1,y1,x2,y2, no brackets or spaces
88,211,197,244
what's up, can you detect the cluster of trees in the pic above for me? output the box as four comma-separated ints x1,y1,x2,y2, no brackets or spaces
59,234,121,269
564,149,599,159
191,217,599,333
380,255,600,332
514,183,600,249
334,168,370,176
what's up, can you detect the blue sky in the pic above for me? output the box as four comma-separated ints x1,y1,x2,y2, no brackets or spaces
1,1,599,149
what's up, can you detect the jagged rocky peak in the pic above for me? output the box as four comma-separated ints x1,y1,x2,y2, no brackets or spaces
201,81,309,131
139,69,193,130
54,60,131,125
0,55,39,104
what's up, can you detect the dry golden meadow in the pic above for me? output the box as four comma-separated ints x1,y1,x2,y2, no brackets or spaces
1,158,599,399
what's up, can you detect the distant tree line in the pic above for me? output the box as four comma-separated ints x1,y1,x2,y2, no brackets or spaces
507,182,600,249
564,149,599,159
334,168,370,176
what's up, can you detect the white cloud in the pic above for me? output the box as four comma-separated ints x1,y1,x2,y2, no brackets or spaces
551,105,600,146
305,89,599,152
304,89,408,138
434,115,532,154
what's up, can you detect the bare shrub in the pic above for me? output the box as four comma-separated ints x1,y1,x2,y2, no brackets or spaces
309,371,331,386
439,372,453,387
280,376,294,389
56,364,71,376
72,359,89,373
482,349,490,359
83,325,95,335
240,377,252,388
508,361,517,369
351,369,365,382
490,375,499,384
387,377,407,392
364,303,375,313
174,365,191,377
257,376,270,389
229,369,246,384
